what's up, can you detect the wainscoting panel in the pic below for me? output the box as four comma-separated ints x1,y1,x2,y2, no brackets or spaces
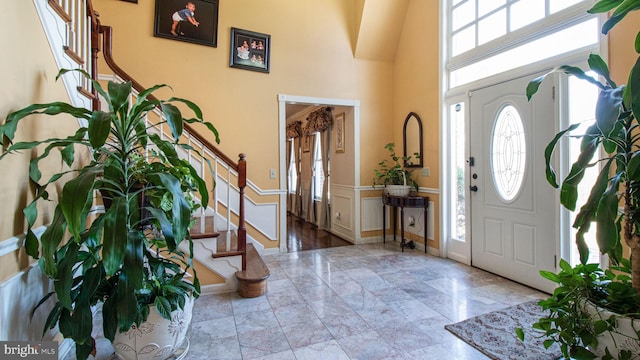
362,196,384,232
215,179,279,241
0,229,59,342
0,263,57,341
330,185,355,242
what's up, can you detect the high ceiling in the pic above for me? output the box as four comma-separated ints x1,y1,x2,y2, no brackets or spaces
354,0,409,62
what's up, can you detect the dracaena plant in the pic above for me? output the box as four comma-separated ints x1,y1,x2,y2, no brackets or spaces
528,0,640,293
0,69,219,360
519,1,640,358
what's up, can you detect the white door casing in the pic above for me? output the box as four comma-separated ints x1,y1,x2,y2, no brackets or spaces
469,73,558,293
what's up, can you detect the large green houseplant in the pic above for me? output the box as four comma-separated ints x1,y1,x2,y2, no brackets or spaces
0,69,219,359
520,1,640,358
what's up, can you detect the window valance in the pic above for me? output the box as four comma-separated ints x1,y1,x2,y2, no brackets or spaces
305,107,333,133
286,121,302,139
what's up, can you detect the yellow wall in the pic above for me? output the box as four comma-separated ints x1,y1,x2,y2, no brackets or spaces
391,0,441,250
394,0,439,190
0,1,86,281
93,0,394,191
608,11,640,86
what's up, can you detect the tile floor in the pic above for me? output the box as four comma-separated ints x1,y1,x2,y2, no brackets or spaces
186,242,548,360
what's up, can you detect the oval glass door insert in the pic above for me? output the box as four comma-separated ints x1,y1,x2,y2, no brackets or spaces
491,105,526,202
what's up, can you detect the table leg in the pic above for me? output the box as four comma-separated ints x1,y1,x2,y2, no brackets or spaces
382,201,386,244
400,206,405,252
392,206,397,243
424,203,428,253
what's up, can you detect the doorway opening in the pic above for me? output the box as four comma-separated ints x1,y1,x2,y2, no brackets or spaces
278,95,360,253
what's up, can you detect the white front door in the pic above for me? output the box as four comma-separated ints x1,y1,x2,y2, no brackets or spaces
469,73,557,293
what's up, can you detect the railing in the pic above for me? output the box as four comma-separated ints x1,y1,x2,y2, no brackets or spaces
47,0,95,105
49,0,248,270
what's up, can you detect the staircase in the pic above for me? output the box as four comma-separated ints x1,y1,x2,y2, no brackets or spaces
36,0,269,297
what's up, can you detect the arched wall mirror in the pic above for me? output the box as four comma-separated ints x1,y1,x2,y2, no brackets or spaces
403,112,423,168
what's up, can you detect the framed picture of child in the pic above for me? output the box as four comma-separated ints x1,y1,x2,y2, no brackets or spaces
154,0,219,47
229,27,271,73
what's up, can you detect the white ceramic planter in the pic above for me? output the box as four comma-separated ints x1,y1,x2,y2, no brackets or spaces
584,301,640,359
112,296,194,360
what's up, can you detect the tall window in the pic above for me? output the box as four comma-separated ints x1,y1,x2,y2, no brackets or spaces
566,72,600,266
450,102,466,242
313,133,324,200
287,139,297,194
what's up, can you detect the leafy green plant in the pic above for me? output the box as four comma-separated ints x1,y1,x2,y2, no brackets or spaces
527,0,640,289
0,69,219,359
519,1,640,358
372,142,418,190
518,259,640,359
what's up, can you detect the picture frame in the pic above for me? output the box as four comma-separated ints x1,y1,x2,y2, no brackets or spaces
335,113,345,153
229,27,271,73
303,135,311,153
154,0,219,47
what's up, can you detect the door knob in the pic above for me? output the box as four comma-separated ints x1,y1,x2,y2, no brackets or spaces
470,185,478,192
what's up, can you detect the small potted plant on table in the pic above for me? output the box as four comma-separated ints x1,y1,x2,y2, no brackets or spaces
372,142,418,196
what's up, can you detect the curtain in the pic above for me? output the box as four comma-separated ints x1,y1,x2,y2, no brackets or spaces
318,127,331,230
294,136,302,217
305,133,317,224
286,121,303,217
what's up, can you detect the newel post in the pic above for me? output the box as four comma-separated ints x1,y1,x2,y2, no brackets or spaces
238,153,247,270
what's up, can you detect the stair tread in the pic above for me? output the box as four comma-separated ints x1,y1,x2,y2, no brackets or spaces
191,232,220,240
236,243,270,282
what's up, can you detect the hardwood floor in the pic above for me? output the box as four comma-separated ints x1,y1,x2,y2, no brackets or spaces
287,214,352,252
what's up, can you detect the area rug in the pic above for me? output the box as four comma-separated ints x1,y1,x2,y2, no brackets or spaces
444,300,561,360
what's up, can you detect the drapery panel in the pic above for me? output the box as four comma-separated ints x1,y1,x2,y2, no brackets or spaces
286,121,303,216
318,127,331,230
304,133,317,224
294,137,302,216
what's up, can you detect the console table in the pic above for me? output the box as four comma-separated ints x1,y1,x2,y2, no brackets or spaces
382,194,429,252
